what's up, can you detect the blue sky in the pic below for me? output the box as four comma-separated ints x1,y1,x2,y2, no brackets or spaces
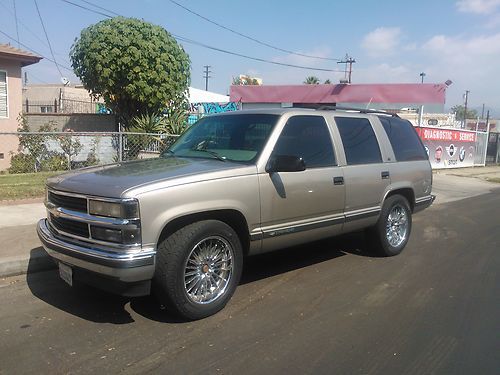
1,0,499,114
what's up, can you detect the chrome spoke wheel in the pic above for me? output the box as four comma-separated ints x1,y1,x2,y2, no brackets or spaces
183,236,234,304
385,204,409,248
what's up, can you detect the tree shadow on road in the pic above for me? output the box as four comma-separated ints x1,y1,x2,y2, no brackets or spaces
26,231,377,324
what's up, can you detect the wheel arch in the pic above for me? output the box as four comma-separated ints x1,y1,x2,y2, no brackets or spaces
157,209,251,255
384,187,415,212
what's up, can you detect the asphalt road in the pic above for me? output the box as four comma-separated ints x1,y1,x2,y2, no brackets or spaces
1,191,499,374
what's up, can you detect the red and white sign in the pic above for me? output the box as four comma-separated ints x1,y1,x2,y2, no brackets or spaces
416,127,476,143
415,126,477,169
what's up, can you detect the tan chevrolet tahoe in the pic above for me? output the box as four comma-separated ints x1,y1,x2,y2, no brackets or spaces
37,108,434,320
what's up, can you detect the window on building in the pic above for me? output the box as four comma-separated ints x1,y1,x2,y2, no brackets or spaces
379,117,428,161
272,115,336,168
335,117,382,165
40,106,54,113
0,71,7,118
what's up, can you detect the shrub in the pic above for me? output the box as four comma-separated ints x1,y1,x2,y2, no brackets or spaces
8,153,37,174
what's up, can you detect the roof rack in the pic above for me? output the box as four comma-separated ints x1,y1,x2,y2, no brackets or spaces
316,106,400,117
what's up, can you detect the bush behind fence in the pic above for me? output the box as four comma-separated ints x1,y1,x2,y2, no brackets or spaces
1,132,179,174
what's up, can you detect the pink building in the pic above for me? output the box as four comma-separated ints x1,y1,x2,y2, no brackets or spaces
0,44,42,171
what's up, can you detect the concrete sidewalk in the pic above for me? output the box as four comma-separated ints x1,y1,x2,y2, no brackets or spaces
1,165,499,279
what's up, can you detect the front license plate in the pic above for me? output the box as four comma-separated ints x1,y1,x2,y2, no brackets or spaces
58,262,73,287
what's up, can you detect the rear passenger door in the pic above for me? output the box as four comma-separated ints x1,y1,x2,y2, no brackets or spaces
333,116,390,230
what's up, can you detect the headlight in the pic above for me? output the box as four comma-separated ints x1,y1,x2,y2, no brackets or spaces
88,199,139,219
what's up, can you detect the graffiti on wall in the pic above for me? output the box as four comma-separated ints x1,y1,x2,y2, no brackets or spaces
189,102,240,114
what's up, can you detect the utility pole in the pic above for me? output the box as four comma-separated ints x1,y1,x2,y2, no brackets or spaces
337,54,356,84
481,103,485,119
203,65,212,91
463,90,470,129
419,72,426,83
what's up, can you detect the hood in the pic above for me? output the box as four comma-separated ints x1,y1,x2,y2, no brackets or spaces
46,157,251,198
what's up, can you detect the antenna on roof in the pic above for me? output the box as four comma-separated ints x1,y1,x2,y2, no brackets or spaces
61,77,70,86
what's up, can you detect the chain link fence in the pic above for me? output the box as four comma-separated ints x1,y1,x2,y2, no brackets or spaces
24,98,110,114
0,132,179,174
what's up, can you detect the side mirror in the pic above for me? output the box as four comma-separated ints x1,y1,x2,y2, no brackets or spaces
266,155,306,173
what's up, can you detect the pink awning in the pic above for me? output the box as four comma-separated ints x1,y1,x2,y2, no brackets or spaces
230,83,447,104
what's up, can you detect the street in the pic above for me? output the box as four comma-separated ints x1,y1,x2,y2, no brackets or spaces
1,191,499,374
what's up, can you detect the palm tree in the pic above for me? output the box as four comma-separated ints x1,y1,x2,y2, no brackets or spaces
324,79,332,84
304,76,320,84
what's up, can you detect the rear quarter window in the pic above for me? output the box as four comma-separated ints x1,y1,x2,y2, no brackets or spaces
379,117,428,161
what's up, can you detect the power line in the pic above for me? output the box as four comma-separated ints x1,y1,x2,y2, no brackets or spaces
59,0,344,72
0,29,73,72
0,0,71,64
175,35,344,72
168,0,341,62
60,0,114,18
33,0,63,78
79,0,120,16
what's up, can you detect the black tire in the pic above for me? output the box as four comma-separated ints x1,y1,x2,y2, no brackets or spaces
153,220,243,320
367,194,412,257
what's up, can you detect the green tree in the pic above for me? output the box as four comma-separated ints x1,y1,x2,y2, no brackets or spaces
451,105,478,121
70,17,191,129
304,76,320,84
324,79,332,84
232,76,259,85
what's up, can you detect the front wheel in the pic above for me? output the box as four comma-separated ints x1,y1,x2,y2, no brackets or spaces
368,195,412,257
154,220,243,320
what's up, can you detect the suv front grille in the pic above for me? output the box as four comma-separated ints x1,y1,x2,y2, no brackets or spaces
50,214,89,238
48,191,87,212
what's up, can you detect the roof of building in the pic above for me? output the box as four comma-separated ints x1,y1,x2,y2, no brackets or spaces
230,83,447,105
188,87,229,103
0,44,42,66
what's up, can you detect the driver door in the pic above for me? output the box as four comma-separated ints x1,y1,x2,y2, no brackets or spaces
258,115,345,252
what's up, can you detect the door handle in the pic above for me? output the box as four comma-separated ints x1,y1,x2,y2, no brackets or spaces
381,171,390,180
333,176,344,185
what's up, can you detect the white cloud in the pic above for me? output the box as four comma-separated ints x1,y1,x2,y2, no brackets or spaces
361,27,401,57
456,0,500,14
421,32,500,108
422,33,500,58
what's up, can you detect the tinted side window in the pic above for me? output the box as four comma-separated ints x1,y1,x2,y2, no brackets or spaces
379,117,428,161
335,117,382,165
272,115,336,168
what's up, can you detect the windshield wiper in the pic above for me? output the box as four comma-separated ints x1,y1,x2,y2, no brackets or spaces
192,148,226,161
162,149,177,158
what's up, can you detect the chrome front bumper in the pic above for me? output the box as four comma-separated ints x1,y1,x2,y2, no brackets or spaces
37,219,156,283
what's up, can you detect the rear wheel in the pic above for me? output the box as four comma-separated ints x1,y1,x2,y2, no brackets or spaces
368,195,412,257
154,220,243,320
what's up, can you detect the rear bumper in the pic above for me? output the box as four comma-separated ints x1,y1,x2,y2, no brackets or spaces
37,219,155,295
414,194,435,213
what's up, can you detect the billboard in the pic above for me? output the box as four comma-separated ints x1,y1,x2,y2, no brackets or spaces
415,127,477,169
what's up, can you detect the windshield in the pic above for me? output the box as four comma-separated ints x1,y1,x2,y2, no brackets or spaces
163,114,279,163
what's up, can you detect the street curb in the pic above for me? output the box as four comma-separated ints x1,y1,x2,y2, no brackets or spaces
0,248,56,279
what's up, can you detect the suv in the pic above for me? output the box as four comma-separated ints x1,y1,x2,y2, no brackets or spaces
37,108,434,320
